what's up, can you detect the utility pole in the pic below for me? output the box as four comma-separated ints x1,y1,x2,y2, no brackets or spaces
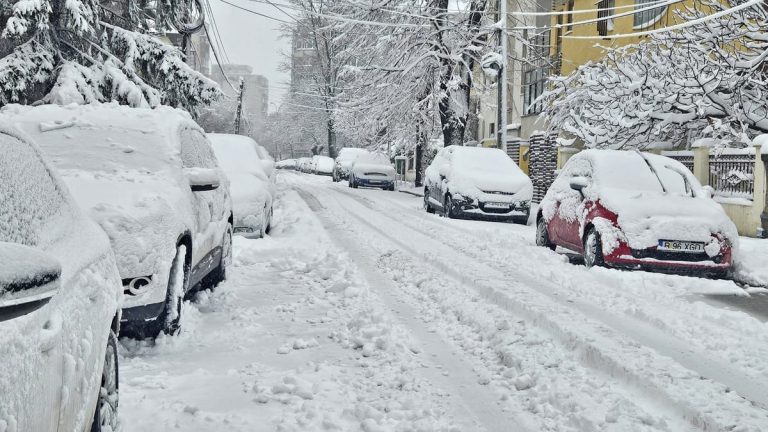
496,0,508,151
234,78,245,135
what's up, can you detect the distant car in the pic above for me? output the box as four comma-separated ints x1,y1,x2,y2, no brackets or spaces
536,149,737,276
276,159,297,170
5,103,233,338
314,155,335,176
298,157,311,173
333,148,369,182
424,146,532,223
209,134,274,238
349,152,396,190
0,126,122,431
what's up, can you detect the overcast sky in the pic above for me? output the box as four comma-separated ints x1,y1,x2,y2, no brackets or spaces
209,0,292,111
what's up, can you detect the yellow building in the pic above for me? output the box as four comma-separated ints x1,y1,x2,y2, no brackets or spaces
549,0,691,76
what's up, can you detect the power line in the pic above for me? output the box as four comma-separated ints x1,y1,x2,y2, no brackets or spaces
216,0,294,24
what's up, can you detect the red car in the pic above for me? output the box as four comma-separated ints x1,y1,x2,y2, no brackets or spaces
536,150,738,277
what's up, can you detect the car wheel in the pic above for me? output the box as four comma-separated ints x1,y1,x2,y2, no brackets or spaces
424,189,435,213
217,225,233,283
443,195,455,219
157,245,188,337
583,228,605,268
348,177,354,188
90,330,118,432
535,217,556,251
388,184,395,191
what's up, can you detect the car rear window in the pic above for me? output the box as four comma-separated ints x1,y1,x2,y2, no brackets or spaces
453,147,521,174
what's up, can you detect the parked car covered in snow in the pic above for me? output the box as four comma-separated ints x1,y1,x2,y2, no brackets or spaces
297,157,312,173
253,143,276,181
209,134,273,238
314,155,335,176
0,125,122,431
4,104,233,338
348,152,396,190
424,146,532,223
333,147,369,182
276,159,297,170
536,149,738,276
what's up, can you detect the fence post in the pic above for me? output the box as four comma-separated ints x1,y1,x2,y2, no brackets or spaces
753,144,767,237
692,145,710,185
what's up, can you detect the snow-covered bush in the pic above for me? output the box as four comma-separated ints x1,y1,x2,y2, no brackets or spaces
0,0,220,111
540,0,768,148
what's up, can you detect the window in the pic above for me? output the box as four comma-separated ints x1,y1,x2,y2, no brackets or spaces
565,0,575,33
522,30,550,116
489,123,496,138
597,0,615,36
0,135,67,246
180,129,217,169
633,0,667,29
294,34,314,50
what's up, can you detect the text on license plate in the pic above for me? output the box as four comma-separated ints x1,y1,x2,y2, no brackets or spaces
657,240,705,253
485,202,510,209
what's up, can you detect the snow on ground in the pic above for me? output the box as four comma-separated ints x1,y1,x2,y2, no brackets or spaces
119,187,468,431
120,171,768,432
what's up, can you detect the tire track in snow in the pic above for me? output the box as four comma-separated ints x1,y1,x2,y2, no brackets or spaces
331,182,768,411
292,176,768,431
295,187,528,432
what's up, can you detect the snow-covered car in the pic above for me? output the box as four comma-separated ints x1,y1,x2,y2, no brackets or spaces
0,125,122,432
424,146,532,223
4,104,233,338
536,149,738,276
333,147,369,182
276,159,297,170
298,157,312,173
348,152,396,190
314,155,335,176
209,134,273,238
253,143,276,181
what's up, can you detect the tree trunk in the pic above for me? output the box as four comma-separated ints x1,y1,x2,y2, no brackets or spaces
415,119,426,187
327,116,337,158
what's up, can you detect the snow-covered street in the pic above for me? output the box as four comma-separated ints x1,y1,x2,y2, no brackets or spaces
119,172,768,432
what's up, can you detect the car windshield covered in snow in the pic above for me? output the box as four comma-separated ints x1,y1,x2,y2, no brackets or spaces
591,151,698,196
354,153,391,166
452,147,522,174
209,134,265,178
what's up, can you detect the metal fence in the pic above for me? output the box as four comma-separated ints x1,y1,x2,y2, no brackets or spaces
709,153,755,200
506,139,523,166
663,151,694,172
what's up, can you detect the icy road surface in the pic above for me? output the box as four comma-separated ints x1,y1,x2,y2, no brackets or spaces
119,172,768,432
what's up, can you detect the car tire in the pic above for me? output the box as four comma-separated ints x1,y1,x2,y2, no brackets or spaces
155,245,188,337
424,189,435,213
216,225,233,284
388,184,395,191
535,217,556,251
443,195,455,219
583,228,605,268
90,330,119,432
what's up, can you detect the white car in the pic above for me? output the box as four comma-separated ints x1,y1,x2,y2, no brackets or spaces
253,143,276,181
348,152,396,190
333,148,369,182
276,159,297,170
4,103,233,338
0,126,122,431
424,146,532,223
298,157,312,173
209,134,274,238
314,155,335,176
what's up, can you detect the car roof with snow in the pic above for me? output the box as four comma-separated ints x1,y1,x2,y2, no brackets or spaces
353,152,390,165
0,103,198,174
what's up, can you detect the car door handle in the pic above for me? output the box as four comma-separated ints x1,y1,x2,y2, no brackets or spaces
40,312,62,353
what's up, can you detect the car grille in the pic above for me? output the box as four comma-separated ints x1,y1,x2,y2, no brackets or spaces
364,172,386,176
630,249,714,262
481,190,515,196
479,203,511,213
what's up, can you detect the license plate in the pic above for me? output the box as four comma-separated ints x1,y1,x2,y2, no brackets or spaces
484,202,510,209
657,240,705,253
368,180,381,184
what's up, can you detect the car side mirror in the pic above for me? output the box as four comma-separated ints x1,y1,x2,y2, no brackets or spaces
570,176,589,194
701,185,715,199
0,242,61,320
438,164,450,179
185,168,220,192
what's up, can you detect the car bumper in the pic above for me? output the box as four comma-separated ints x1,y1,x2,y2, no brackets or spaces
453,199,530,221
604,243,733,275
356,178,394,188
